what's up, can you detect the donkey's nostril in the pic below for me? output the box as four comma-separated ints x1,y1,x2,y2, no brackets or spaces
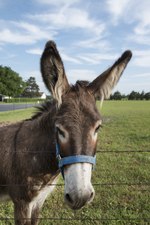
90,191,94,200
65,193,73,204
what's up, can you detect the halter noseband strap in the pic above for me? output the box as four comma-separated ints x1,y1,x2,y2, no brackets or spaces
56,142,96,179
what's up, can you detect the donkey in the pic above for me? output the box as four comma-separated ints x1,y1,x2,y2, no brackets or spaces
0,41,132,225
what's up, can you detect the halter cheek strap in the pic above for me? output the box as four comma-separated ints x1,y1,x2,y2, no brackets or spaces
56,142,96,179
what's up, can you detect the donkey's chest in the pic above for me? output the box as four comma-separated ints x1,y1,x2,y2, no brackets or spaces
28,175,59,209
30,184,55,209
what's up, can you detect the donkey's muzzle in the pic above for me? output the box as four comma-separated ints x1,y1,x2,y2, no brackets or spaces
62,161,95,210
65,187,95,210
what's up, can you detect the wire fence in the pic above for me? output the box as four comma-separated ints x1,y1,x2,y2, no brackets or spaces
1,149,149,153
0,149,149,224
0,217,150,222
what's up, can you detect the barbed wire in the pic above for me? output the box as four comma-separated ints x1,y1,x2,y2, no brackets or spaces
0,149,149,223
0,182,150,187
0,183,149,222
0,217,149,221
4,150,150,153
97,150,150,153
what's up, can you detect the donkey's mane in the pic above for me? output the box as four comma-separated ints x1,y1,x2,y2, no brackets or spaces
30,100,57,121
30,80,90,121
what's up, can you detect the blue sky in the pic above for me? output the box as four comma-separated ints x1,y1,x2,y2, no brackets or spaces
0,0,150,94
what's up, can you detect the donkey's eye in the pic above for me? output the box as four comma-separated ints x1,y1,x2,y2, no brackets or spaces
95,125,102,133
57,127,65,138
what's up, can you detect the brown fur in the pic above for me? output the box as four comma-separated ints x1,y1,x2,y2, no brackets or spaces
0,84,101,224
0,41,132,225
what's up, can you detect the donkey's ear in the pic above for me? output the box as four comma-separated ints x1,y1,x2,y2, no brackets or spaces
41,41,70,105
88,50,132,100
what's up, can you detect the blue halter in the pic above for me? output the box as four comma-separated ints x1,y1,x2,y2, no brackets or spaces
56,142,96,179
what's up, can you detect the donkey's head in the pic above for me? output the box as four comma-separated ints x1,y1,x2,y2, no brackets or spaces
41,41,132,210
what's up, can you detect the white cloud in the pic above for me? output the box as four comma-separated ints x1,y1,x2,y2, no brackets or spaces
0,21,55,45
131,1,150,45
76,35,110,50
0,29,34,45
134,23,150,36
28,6,105,36
106,0,131,24
77,55,100,65
78,52,118,65
114,80,150,94
61,53,82,64
35,0,80,6
113,71,150,94
132,50,150,67
26,48,42,55
106,0,150,46
133,57,150,68
67,69,96,84
130,4,150,45
128,35,150,46
26,47,82,64
133,1,150,27
131,73,150,78
134,50,150,57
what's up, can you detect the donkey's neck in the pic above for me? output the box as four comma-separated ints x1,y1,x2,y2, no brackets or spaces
34,101,58,175
18,101,59,177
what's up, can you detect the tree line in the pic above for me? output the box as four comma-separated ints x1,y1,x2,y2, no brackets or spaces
0,65,149,100
110,91,150,100
0,65,40,98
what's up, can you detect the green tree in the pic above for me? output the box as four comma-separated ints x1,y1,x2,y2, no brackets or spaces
140,91,145,100
22,76,40,97
111,91,122,100
0,65,25,97
144,92,150,100
128,91,140,100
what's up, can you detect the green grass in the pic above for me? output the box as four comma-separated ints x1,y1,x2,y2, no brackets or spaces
0,101,150,225
0,108,35,123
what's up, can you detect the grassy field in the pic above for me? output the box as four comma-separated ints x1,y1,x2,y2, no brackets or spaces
0,108,35,123
0,101,150,225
